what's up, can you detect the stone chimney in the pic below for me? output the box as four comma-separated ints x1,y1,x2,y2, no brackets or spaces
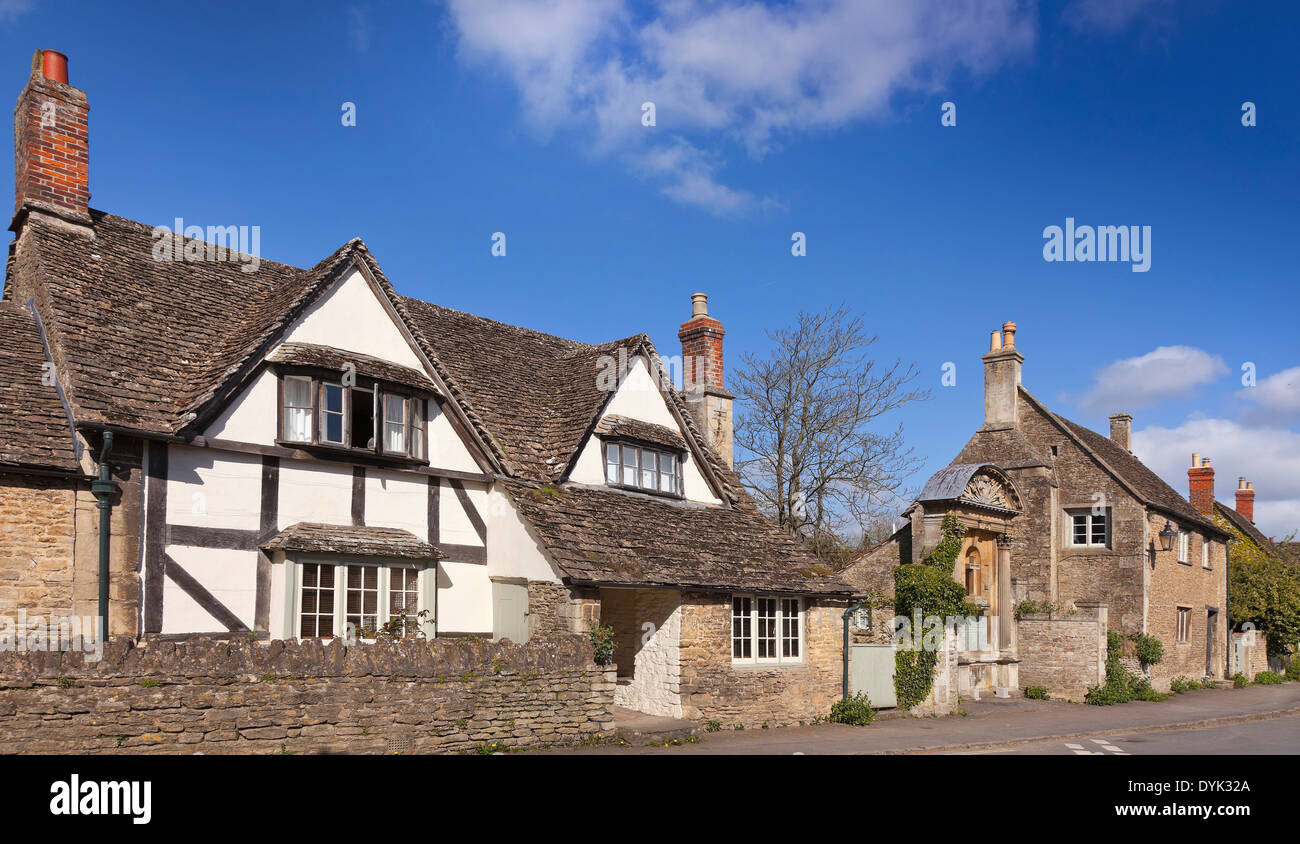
13,49,90,227
1188,453,1214,517
1108,413,1132,452
1235,478,1255,523
678,292,734,467
981,321,1023,431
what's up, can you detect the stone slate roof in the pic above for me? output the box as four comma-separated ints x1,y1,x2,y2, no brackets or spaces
1020,388,1226,537
267,342,437,394
504,480,853,595
594,415,687,452
262,522,442,560
0,301,79,472
1275,542,1300,568
1214,501,1273,550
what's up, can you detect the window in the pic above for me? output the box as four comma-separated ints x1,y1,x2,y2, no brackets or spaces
282,376,313,442
1177,531,1190,563
603,441,682,495
296,560,428,640
1069,511,1108,547
383,393,406,454
732,595,802,664
319,382,345,444
277,373,429,461
410,399,426,461
1176,607,1191,643
1202,538,1210,569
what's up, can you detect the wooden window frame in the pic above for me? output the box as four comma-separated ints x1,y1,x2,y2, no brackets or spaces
602,439,685,499
274,368,431,464
1176,606,1191,643
293,557,431,641
731,594,803,666
1066,509,1110,549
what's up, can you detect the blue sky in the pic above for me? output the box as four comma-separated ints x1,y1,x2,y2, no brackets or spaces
2,1,1297,535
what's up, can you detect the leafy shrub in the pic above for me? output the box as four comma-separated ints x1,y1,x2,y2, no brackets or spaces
1286,659,1300,682
1086,631,1169,704
1023,685,1050,700
1130,633,1164,668
828,692,876,726
1232,673,1249,688
705,720,722,733
1169,676,1202,693
588,621,616,666
1254,671,1283,685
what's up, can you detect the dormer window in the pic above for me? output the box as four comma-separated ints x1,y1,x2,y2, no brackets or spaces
278,371,428,462
604,441,682,495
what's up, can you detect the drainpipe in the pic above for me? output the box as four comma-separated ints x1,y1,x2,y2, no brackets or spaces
90,431,119,642
841,599,867,700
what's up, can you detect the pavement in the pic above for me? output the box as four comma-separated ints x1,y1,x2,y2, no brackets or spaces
939,712,1300,755
550,683,1300,755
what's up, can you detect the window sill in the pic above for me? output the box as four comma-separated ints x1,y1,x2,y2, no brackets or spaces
730,660,806,669
275,439,429,467
606,482,686,501
1177,559,1193,567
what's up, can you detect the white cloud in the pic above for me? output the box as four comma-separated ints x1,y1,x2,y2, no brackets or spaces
1075,345,1227,413
1238,365,1300,424
1064,0,1174,33
1133,418,1300,540
445,0,1036,214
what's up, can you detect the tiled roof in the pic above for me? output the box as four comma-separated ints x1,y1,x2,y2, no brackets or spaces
1214,501,1273,550
0,301,79,472
262,522,441,560
594,415,688,452
1020,389,1225,536
267,342,437,394
505,480,853,595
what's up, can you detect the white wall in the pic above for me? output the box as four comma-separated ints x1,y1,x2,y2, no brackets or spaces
165,445,262,529
437,562,492,634
568,355,722,504
278,458,354,529
161,546,259,633
203,369,278,445
365,467,427,536
279,267,424,370
485,488,561,583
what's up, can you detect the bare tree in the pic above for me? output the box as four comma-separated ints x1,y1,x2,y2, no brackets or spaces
733,306,928,560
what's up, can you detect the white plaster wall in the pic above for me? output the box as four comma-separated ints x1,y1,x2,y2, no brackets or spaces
278,458,353,529
568,356,721,505
165,445,262,530
611,590,683,718
439,479,488,548
364,467,427,536
160,546,258,633
203,369,278,445
428,402,482,473
279,267,424,370
437,561,493,634
485,488,561,583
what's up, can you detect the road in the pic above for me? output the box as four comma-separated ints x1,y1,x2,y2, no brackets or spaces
938,712,1300,755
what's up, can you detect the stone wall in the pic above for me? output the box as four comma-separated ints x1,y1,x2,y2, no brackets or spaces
1231,630,1269,681
1017,604,1107,702
525,580,572,640
0,634,615,754
1147,511,1228,686
602,587,682,717
678,593,846,727
0,473,78,625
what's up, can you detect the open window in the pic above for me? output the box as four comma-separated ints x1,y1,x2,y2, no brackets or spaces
278,371,429,462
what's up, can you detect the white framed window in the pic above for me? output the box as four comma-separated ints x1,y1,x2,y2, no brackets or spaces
410,399,426,461
603,441,682,495
294,559,430,640
1177,531,1190,563
1068,510,1109,547
732,594,803,665
1176,607,1191,643
319,382,346,445
382,393,407,454
1201,538,1210,569
282,375,313,442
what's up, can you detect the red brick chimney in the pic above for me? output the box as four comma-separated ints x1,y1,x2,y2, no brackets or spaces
13,49,90,226
678,292,734,467
1235,478,1255,523
1188,453,1214,517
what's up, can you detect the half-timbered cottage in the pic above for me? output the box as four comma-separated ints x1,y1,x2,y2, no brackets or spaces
0,50,851,726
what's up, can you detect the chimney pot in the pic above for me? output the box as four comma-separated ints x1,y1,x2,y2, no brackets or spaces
1002,321,1017,349
989,330,1002,352
690,292,708,318
39,49,68,84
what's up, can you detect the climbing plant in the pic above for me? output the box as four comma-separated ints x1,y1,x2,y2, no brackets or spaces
892,513,978,709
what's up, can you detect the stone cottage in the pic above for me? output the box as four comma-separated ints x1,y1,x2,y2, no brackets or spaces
845,322,1231,699
0,49,852,728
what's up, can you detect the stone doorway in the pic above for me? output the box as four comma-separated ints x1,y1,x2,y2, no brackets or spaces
599,587,683,718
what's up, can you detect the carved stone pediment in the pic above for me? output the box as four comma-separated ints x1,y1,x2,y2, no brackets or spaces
961,469,1022,512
